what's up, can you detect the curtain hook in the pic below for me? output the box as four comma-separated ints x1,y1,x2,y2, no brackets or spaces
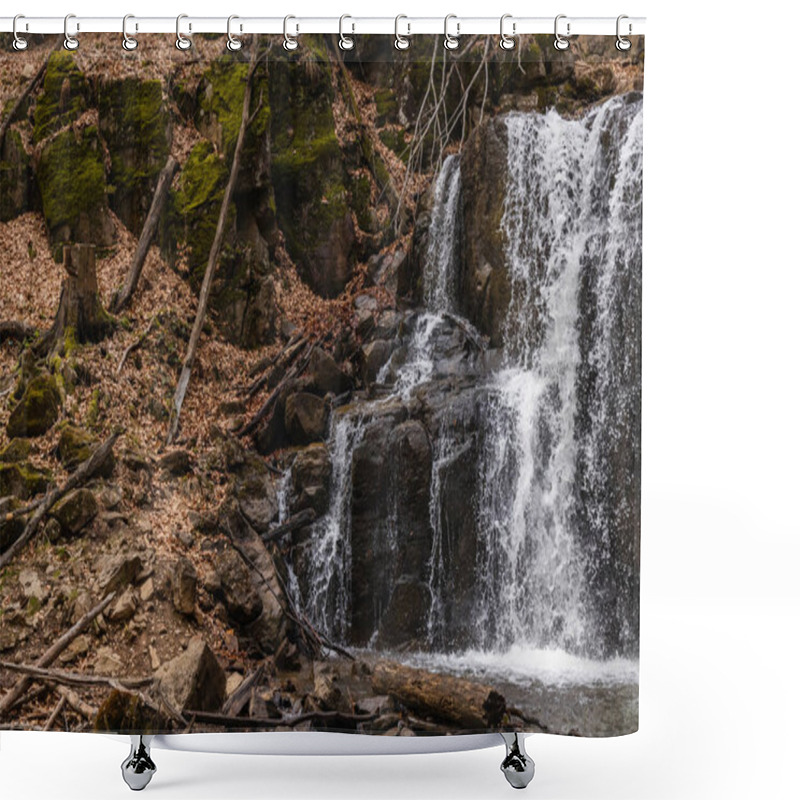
554,14,570,51
176,14,192,50
394,15,410,50
616,15,632,51
227,15,242,51
443,14,460,51
283,15,299,51
122,14,138,51
339,14,355,51
64,13,79,50
499,14,516,50
12,15,28,51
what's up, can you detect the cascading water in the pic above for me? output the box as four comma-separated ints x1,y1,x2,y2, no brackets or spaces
288,94,642,676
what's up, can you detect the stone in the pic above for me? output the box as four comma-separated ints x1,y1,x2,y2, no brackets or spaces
0,438,31,463
96,553,143,596
290,444,332,516
139,576,155,603
361,340,393,384
226,672,244,697
59,633,91,664
6,374,62,439
312,672,346,712
50,488,98,537
307,347,350,396
356,695,394,716
215,549,262,625
56,424,107,472
155,637,226,713
171,557,197,615
18,568,48,604
108,586,137,622
95,646,124,676
284,392,328,445
0,462,49,500
159,449,193,477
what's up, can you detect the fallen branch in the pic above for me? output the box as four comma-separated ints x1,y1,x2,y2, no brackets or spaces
260,509,316,544
0,432,119,569
183,709,377,728
221,664,264,717
0,320,38,343
116,315,157,375
110,157,180,313
43,695,67,731
245,334,308,398
0,592,115,718
167,44,260,445
0,662,153,690
57,686,98,720
239,343,313,438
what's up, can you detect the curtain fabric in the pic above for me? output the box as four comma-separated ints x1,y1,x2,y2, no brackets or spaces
0,32,643,738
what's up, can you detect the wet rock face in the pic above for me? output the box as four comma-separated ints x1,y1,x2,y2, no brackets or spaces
290,444,332,517
285,392,329,445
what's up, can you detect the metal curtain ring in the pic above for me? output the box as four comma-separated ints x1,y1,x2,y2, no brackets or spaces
394,15,410,50
283,15,298,51
227,15,242,51
64,13,79,50
339,14,355,50
122,14,138,51
176,14,192,50
554,14,570,51
499,14,516,50
12,15,28,51
616,15,632,51
444,14,460,51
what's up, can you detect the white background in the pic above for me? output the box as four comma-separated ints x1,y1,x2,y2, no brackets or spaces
2,1,799,798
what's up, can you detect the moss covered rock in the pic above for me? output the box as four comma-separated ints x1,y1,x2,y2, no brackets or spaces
56,424,101,472
6,373,62,438
98,77,171,235
0,497,25,552
32,51,91,142
269,54,355,297
0,462,49,500
36,126,113,246
0,129,33,222
164,140,227,286
50,488,98,537
0,438,32,463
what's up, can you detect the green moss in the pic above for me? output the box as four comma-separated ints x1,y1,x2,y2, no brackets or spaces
167,140,228,285
37,127,106,243
0,438,31,463
379,127,408,162
98,78,169,233
0,462,49,499
26,596,41,617
350,173,373,232
197,60,249,156
374,88,397,126
0,129,31,222
63,326,79,357
6,373,62,439
33,51,90,142
85,388,102,428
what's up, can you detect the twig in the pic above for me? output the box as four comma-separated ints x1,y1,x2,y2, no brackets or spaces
0,432,119,569
221,664,264,717
260,509,316,544
0,593,115,717
57,687,98,720
183,709,377,728
0,661,153,690
43,695,67,731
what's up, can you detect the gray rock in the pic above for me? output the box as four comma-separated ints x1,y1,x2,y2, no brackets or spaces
290,443,332,516
171,557,197,616
361,340,393,384
96,553,143,596
154,638,226,713
18,568,48,604
307,347,350,396
108,586,137,622
50,488,98,537
215,549,262,625
285,392,328,445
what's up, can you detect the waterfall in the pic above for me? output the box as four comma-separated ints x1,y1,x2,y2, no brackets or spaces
474,95,643,658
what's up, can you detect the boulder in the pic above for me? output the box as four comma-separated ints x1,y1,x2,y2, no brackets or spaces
56,424,112,474
290,444,332,516
215,549,262,625
96,553,143,596
0,462,49,500
18,568,48,604
232,455,279,534
155,638,226,713
377,579,431,649
6,374,62,439
107,586,137,622
285,392,328,445
171,557,197,616
0,438,31,463
50,488,98,537
307,347,350,396
361,340,393,384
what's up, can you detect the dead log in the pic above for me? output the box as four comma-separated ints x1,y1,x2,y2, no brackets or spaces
260,509,316,544
371,661,506,729
110,157,180,313
245,334,308,397
0,432,119,569
37,244,112,355
0,592,115,718
221,664,264,717
167,45,260,445
0,321,37,343
57,687,98,720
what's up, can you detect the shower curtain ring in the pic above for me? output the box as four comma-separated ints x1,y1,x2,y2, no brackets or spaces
499,14,516,50
443,14,460,51
12,15,28,51
283,15,298,51
394,15,410,50
615,15,632,51
122,15,138,51
227,15,242,51
554,14,570,51
64,14,79,50
176,14,192,50
339,15,355,51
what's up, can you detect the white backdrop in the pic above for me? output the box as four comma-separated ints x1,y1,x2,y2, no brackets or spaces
2,1,798,798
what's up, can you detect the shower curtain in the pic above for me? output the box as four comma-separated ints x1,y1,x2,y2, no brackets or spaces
0,31,643,738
